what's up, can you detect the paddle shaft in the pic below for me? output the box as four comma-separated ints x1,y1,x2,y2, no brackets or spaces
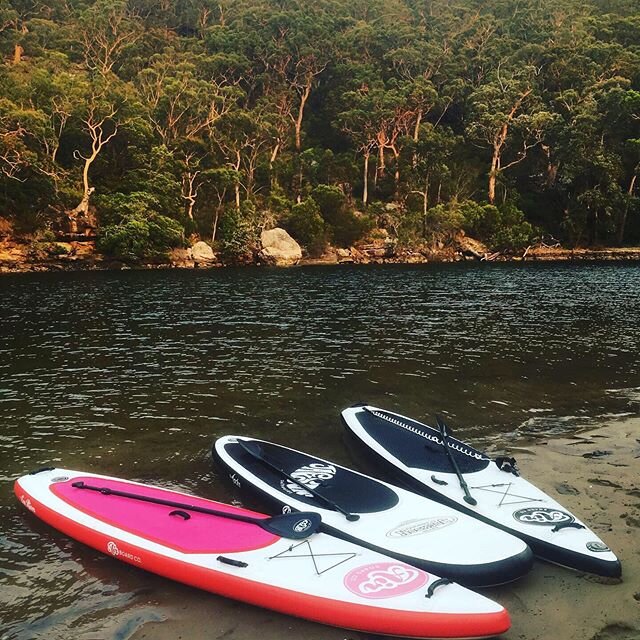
236,440,359,521
435,418,477,506
71,481,309,531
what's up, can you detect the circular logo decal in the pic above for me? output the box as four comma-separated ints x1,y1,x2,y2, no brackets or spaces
513,507,574,526
344,562,428,599
586,541,610,553
281,505,292,514
106,540,142,563
293,518,312,533
280,463,337,498
386,516,457,538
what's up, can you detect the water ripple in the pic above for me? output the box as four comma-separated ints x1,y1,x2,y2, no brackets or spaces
1,263,639,636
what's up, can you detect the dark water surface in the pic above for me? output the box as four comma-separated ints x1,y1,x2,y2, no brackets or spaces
1,263,639,638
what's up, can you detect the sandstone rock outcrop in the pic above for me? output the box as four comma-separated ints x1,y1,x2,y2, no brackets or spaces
259,228,302,266
191,241,216,266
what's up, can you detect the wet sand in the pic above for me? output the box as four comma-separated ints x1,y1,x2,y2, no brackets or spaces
126,418,640,640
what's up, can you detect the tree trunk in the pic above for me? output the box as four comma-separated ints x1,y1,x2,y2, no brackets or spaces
234,150,241,210
616,173,637,245
186,197,195,220
421,179,429,238
70,152,98,218
295,82,311,152
270,141,280,168
363,152,370,206
542,144,558,187
211,187,226,243
488,144,500,204
376,130,386,178
211,209,220,243
392,146,400,187
413,109,422,143
412,108,422,168
13,43,23,64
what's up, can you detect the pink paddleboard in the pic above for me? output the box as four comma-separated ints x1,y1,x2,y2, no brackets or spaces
15,467,510,638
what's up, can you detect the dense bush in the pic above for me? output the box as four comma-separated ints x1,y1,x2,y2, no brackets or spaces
422,203,466,244
96,190,184,260
461,201,534,251
217,202,260,263
311,185,372,247
97,207,183,261
284,198,327,256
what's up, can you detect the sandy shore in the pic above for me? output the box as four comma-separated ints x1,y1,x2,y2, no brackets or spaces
121,418,640,640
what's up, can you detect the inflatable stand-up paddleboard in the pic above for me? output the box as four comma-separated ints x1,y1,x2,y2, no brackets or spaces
341,405,621,578
213,436,533,587
15,467,511,639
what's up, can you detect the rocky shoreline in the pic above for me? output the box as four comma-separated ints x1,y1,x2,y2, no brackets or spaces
2,232,640,275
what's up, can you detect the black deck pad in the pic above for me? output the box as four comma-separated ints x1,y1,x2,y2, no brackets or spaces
358,409,491,474
225,440,399,513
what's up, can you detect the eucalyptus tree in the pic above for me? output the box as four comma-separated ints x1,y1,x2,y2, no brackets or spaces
467,63,556,205
78,0,143,76
136,51,241,219
67,81,129,227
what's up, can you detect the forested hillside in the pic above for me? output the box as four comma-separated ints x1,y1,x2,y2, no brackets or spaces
1,0,638,260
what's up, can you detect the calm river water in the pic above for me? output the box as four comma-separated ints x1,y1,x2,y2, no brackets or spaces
1,263,639,639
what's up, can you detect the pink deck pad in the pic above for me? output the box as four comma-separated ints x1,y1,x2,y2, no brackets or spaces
51,477,279,554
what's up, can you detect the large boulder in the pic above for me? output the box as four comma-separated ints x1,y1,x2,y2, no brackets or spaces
191,241,216,265
259,228,302,266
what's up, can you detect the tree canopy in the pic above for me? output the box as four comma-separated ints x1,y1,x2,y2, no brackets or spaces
1,0,638,258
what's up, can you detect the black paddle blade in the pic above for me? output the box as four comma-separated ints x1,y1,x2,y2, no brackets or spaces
263,511,322,539
435,414,448,438
237,439,264,457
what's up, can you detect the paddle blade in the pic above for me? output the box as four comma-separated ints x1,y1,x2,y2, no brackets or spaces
263,511,322,539
435,414,448,438
237,439,264,458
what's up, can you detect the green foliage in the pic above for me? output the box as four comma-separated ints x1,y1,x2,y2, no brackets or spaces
96,192,184,260
461,201,535,251
217,202,259,263
311,185,372,247
284,197,327,256
0,0,638,254
422,203,466,243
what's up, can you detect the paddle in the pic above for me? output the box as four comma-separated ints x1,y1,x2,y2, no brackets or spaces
70,480,321,539
236,439,360,522
435,416,478,506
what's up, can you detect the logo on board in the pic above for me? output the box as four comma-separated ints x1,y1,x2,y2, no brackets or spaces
229,473,241,488
513,507,574,526
386,517,458,538
344,562,429,599
586,541,610,553
106,540,142,564
293,518,313,533
280,463,337,498
19,495,36,513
